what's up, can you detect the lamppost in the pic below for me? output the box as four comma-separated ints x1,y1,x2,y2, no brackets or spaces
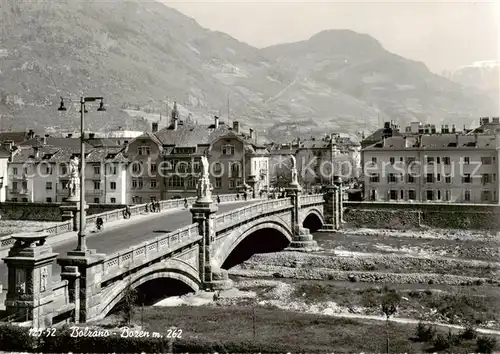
58,96,106,253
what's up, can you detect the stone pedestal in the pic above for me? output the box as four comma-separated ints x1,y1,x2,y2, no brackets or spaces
320,183,343,231
285,183,320,252
60,204,78,232
57,250,105,322
2,232,58,327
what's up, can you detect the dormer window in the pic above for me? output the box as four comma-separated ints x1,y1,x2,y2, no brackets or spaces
222,144,235,155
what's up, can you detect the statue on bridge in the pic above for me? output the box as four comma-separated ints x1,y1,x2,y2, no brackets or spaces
290,155,299,186
196,154,213,202
68,156,80,198
201,155,209,178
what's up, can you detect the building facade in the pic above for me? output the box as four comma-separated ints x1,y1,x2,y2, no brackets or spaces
362,134,500,203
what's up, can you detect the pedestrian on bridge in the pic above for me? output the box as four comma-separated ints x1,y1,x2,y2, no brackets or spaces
156,200,161,212
217,195,221,204
184,198,188,209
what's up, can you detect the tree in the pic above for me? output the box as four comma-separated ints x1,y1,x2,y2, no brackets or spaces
121,284,138,326
380,287,401,354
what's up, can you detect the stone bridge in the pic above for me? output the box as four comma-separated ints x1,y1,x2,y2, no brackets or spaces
1,184,343,326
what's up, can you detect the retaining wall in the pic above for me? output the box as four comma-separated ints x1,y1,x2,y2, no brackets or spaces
343,201,500,230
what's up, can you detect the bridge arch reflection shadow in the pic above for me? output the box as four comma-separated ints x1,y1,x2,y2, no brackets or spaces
222,228,290,269
108,278,195,316
303,213,323,233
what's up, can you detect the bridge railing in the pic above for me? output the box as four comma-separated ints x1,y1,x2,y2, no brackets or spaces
216,197,292,230
299,194,324,206
101,223,200,281
0,193,242,251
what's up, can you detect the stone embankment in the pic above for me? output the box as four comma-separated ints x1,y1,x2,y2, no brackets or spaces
231,252,500,286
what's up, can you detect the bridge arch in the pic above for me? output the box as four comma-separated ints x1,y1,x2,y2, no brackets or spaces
213,217,293,268
98,259,201,320
301,208,324,232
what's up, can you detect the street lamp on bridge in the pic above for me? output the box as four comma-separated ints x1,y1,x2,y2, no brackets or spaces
58,95,106,253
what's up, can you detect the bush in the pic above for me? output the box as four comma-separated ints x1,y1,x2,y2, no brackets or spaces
476,336,497,354
415,321,436,342
460,325,477,340
432,333,451,351
0,323,35,351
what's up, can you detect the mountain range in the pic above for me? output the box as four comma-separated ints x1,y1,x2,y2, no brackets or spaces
0,0,497,141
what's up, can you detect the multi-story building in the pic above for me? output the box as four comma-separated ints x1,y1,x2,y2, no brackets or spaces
154,115,269,199
125,132,163,204
362,134,500,203
268,134,361,189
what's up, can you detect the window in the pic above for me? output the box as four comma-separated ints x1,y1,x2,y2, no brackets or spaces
132,163,141,174
388,174,397,183
94,181,100,190
369,190,376,201
109,164,117,175
389,190,398,200
110,182,116,190
408,190,416,200
150,179,157,189
45,165,52,175
481,190,491,202
138,146,151,155
45,182,52,190
400,190,404,200
193,162,200,172
426,156,434,164
167,175,184,188
12,167,18,175
187,178,196,188
444,190,451,201
94,166,100,175
111,198,116,203
22,198,27,202
23,167,27,175
464,190,471,201
22,181,27,190
407,174,415,183
436,173,441,182
213,162,222,172
443,157,451,165
445,175,452,184
231,162,241,178
463,157,470,165
150,164,157,173
494,174,497,182
371,157,377,164
437,190,441,200
406,157,416,164
369,174,380,183
94,198,99,204
229,179,236,189
12,181,17,190
215,178,222,188
11,198,17,202
389,157,395,165
481,157,492,165
222,144,235,155
482,174,491,184
138,179,144,189
426,190,434,201
132,179,137,189
463,174,472,183
436,157,441,164
46,197,52,203
426,174,434,183
61,164,67,175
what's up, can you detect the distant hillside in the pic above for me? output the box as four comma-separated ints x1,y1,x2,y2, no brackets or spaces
446,61,499,103
0,0,496,140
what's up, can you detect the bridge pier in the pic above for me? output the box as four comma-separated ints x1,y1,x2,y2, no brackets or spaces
191,181,233,291
2,232,58,327
57,251,105,323
320,181,343,231
285,184,320,252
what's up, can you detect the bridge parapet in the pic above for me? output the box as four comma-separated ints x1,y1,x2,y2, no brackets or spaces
102,223,200,281
299,194,324,206
216,198,292,231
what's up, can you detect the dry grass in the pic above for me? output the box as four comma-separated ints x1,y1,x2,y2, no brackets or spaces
132,305,489,353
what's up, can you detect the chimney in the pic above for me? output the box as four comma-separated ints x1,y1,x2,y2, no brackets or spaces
451,124,456,133
171,101,179,131
152,122,158,133
28,129,35,140
214,116,219,129
89,133,96,139
455,133,459,145
440,125,445,134
42,136,47,145
249,128,254,141
67,133,73,138
233,121,240,134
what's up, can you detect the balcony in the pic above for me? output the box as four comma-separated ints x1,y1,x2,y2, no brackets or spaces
9,174,27,181
8,188,28,195
56,188,70,196
86,190,104,196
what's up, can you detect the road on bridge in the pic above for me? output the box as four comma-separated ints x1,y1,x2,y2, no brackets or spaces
0,200,256,288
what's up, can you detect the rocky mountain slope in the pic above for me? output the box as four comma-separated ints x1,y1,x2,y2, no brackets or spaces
0,0,496,140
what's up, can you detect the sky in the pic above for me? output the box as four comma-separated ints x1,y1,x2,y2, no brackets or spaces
163,0,499,74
